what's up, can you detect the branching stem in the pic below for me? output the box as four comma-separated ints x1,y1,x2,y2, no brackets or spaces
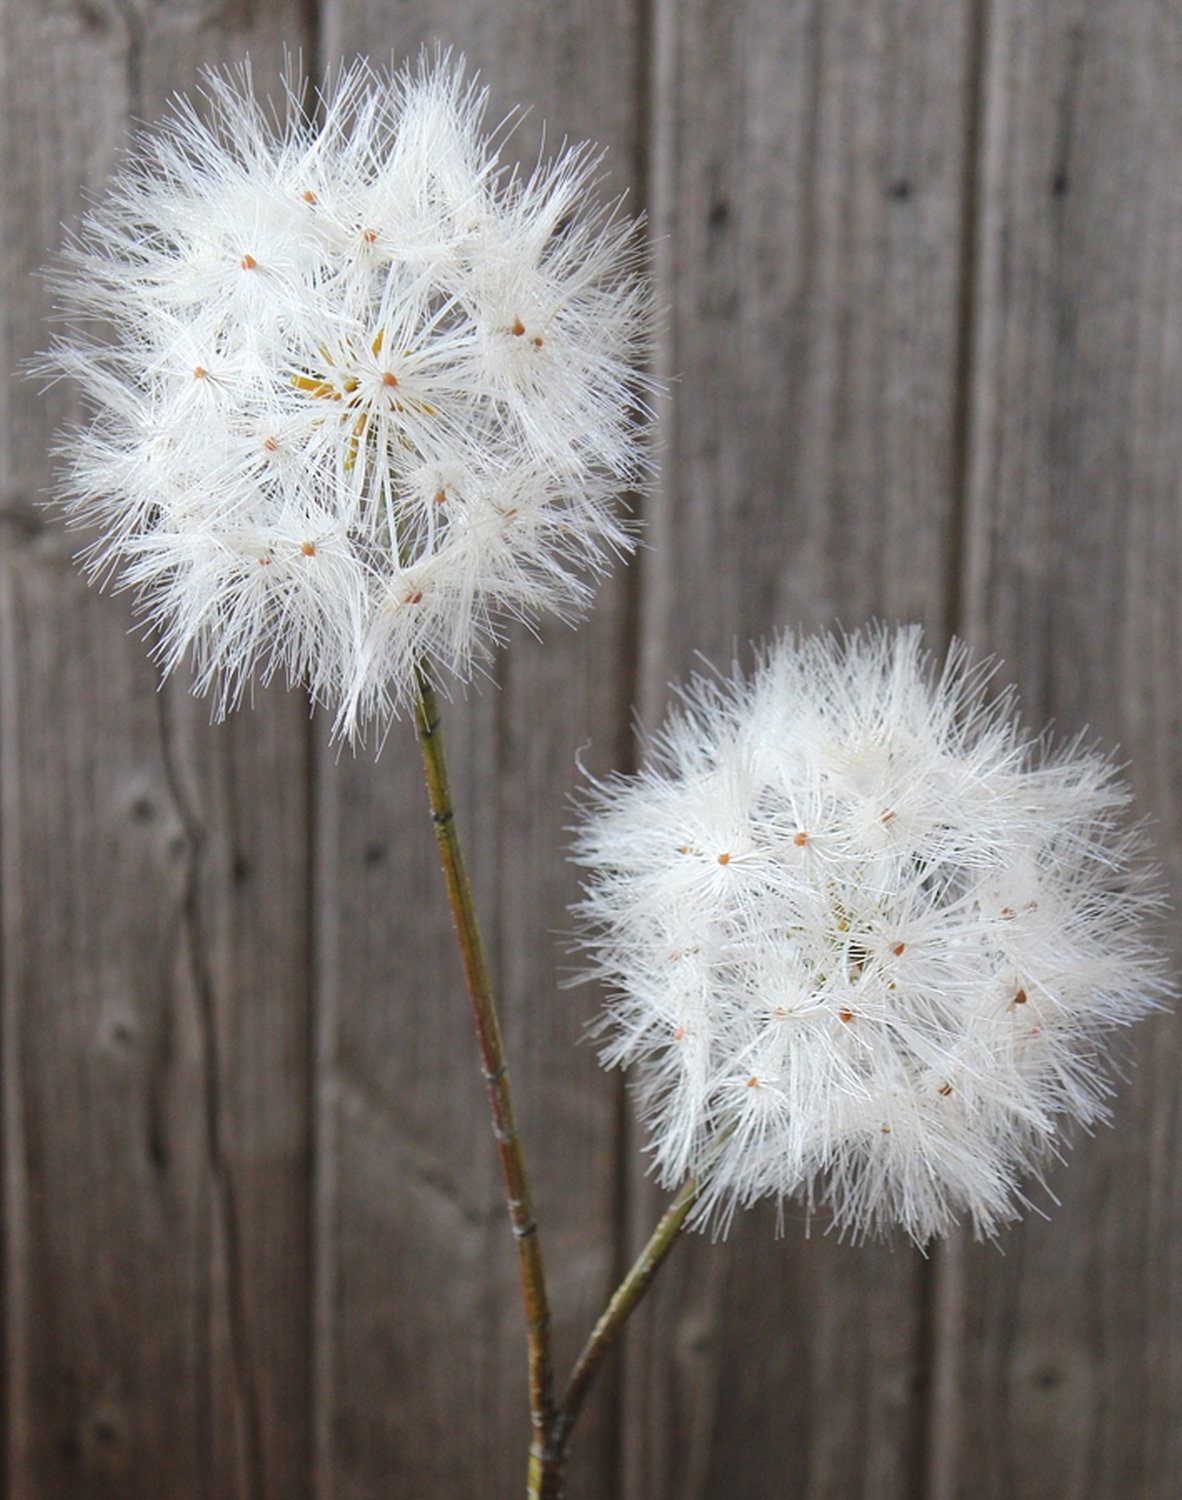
555,1173,700,1452
413,663,702,1499
412,667,555,1480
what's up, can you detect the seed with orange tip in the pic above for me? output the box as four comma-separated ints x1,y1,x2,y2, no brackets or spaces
717,851,731,866
240,253,257,270
881,809,897,825
262,435,278,452
1013,987,1028,1005
403,589,423,605
746,1076,760,1089
433,489,447,505
891,942,906,957
838,1007,854,1024
300,541,316,557
793,831,809,847
673,1025,685,1042
361,227,378,244
530,335,544,349
301,190,317,204
938,1082,953,1097
510,316,526,337
192,366,207,380
381,371,399,388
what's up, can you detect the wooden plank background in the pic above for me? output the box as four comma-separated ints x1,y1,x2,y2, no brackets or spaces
1,1,1179,1497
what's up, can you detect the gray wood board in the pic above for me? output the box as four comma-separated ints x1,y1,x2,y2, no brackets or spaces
933,5,1182,1498
623,2,975,1496
1,9,315,1499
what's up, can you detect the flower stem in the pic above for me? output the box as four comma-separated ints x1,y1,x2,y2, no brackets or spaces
414,664,702,1497
412,666,555,1476
536,1173,701,1493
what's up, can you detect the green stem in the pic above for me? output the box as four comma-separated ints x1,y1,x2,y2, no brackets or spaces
412,666,555,1479
530,1174,701,1496
560,1174,699,1443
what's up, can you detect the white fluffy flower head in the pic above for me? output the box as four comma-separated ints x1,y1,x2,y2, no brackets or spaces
46,53,654,740
572,627,1168,1244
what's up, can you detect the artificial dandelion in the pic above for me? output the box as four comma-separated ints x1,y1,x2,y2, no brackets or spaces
572,627,1169,1243
44,53,654,740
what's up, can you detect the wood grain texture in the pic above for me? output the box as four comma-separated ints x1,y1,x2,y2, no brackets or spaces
310,9,643,1499
624,2,976,1496
932,4,1182,1497
2,0,1182,1496
0,6,314,1498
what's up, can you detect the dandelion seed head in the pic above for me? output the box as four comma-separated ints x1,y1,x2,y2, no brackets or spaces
570,626,1170,1244
44,52,655,741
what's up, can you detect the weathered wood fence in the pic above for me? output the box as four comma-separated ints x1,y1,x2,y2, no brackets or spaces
2,1,1181,1496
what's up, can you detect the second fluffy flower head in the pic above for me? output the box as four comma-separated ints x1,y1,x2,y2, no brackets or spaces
48,55,653,739
572,628,1167,1244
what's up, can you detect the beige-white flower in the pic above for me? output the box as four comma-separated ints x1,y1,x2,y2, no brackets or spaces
572,627,1169,1244
46,53,655,741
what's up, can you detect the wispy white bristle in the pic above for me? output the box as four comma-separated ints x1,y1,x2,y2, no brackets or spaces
570,627,1170,1245
44,52,656,743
